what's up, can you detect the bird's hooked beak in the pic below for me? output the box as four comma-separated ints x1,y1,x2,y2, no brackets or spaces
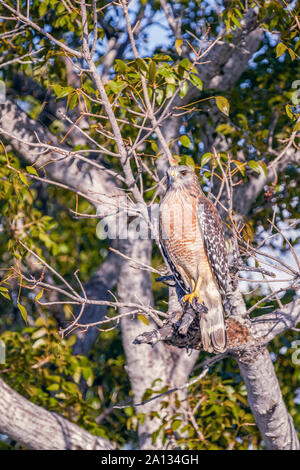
168,169,178,181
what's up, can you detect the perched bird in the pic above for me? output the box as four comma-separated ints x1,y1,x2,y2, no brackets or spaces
159,165,229,353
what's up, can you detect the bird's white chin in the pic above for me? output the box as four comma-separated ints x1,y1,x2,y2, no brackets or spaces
169,179,184,190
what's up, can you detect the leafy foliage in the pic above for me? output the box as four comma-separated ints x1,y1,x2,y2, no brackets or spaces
0,315,136,447
0,0,299,450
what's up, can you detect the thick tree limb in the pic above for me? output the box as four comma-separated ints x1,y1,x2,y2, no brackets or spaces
0,98,121,214
227,147,300,218
237,349,300,450
133,296,300,351
134,298,300,450
251,296,300,345
0,377,115,450
9,69,90,148
117,234,198,449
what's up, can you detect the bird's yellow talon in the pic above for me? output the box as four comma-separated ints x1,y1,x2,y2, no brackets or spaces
182,291,203,305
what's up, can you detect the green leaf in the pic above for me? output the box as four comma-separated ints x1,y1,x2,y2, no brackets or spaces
181,155,195,168
179,58,190,70
57,3,65,14
0,287,10,300
39,1,48,16
155,88,164,105
32,327,47,340
286,104,294,119
179,81,189,98
165,83,175,99
164,73,176,85
293,121,300,132
231,15,241,29
295,39,300,51
137,314,149,325
82,366,94,386
35,317,46,327
19,173,29,186
171,420,182,431
115,59,127,73
53,85,74,99
47,383,60,392
259,161,268,177
73,367,81,384
248,160,267,177
108,80,124,94
237,113,248,129
151,141,158,153
63,381,79,395
175,38,183,56
288,48,296,61
201,152,213,167
215,96,230,116
153,53,172,62
0,292,10,300
55,392,67,399
18,302,28,323
66,335,77,347
68,93,78,110
26,166,38,176
179,135,191,148
215,123,234,135
234,7,244,19
233,160,245,176
135,58,148,72
32,338,46,349
276,42,287,58
247,160,261,173
148,61,156,83
189,73,203,91
158,66,172,78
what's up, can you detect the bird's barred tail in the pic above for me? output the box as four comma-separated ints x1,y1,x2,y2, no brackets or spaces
199,278,227,353
200,306,226,353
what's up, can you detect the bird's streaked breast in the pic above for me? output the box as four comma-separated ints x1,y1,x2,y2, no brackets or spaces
160,191,210,282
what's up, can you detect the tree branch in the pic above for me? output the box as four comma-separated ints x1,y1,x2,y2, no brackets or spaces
157,7,263,176
0,98,122,214
0,377,115,450
72,248,120,355
237,349,299,450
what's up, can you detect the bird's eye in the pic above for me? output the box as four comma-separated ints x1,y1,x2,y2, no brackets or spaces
181,170,187,176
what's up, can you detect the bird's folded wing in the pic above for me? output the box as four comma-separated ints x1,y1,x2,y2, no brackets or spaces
159,240,190,294
196,198,229,297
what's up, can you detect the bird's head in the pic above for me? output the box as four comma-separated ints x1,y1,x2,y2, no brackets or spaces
166,165,198,190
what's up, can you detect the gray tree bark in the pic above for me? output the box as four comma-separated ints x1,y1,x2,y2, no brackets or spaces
238,349,300,450
118,234,198,449
0,378,115,450
152,6,300,450
0,99,119,214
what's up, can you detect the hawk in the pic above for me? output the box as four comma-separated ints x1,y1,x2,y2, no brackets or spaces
159,165,229,353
